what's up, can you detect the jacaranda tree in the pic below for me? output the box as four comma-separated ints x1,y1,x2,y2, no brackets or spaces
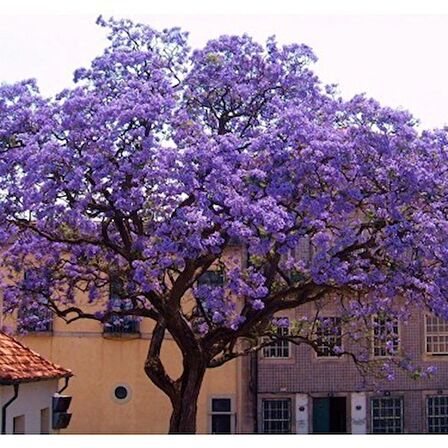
1,16,447,433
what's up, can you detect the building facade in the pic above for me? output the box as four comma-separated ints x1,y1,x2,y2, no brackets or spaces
241,302,448,434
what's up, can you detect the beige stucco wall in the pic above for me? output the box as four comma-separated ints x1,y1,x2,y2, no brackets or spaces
4,245,245,433
21,330,238,434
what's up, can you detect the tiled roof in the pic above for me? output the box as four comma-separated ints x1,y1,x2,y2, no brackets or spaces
0,331,72,384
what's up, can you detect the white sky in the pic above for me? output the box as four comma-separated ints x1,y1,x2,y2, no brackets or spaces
0,1,447,129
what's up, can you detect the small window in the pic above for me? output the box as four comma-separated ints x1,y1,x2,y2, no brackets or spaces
372,315,399,357
210,397,234,434
262,399,291,434
426,316,448,355
315,317,342,357
371,397,403,433
112,384,131,403
427,396,448,433
262,325,290,359
13,415,25,434
197,270,225,287
40,408,50,434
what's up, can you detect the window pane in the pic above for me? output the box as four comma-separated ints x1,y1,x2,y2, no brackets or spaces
212,398,231,413
211,415,231,434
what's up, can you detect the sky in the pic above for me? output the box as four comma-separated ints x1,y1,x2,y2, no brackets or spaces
0,2,447,129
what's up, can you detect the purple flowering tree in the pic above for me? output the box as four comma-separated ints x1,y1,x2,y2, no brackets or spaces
1,17,447,433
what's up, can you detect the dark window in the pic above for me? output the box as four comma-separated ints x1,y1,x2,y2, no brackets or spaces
104,277,139,334
18,303,53,333
427,396,448,432
262,399,291,434
197,270,224,287
371,397,403,433
114,386,129,400
18,271,53,333
211,398,233,434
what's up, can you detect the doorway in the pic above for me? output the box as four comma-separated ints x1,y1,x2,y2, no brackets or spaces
312,397,347,433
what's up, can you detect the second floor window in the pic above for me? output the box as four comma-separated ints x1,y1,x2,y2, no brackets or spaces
104,278,139,334
18,302,53,333
372,315,400,357
315,317,342,357
426,316,448,355
262,325,290,359
197,269,225,287
18,270,53,333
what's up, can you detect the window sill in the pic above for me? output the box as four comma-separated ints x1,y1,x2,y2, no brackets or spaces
21,331,53,337
102,332,141,340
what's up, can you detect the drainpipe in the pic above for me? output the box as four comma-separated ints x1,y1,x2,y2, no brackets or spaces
57,377,70,394
1,383,19,434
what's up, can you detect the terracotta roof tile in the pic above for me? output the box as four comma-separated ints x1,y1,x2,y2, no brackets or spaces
0,331,72,384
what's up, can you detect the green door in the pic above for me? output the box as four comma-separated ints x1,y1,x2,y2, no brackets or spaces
313,398,330,433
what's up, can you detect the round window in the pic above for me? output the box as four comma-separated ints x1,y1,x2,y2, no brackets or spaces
112,384,132,403
114,386,128,400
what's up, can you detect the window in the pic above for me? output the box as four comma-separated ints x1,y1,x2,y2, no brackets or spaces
371,397,403,433
40,408,50,434
426,316,448,355
18,271,53,333
13,415,25,434
262,399,291,434
112,384,132,404
427,396,448,433
18,303,53,333
262,325,290,358
197,270,225,287
372,315,400,357
210,397,234,434
287,237,312,282
315,317,342,357
103,277,139,334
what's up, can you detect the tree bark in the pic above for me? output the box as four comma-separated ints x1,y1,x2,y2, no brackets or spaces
168,359,206,434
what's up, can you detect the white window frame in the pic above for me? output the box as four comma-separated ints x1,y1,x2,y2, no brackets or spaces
262,325,291,359
425,315,448,355
208,396,235,434
370,397,404,434
262,398,292,434
315,316,343,358
371,314,400,358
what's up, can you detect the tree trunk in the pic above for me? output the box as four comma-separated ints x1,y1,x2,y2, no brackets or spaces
168,360,206,434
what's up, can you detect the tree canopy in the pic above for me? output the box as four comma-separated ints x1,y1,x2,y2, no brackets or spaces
0,16,447,432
